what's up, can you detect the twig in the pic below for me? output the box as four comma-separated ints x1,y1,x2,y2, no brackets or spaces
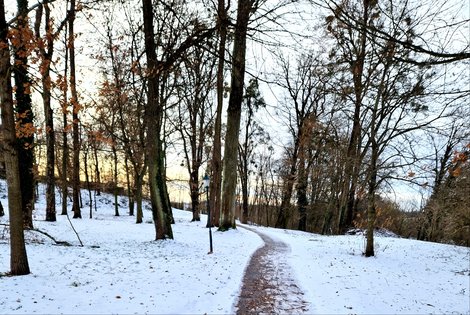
65,213,84,247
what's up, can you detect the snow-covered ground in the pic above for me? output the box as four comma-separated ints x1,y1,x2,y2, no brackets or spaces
1,182,469,314
254,225,470,314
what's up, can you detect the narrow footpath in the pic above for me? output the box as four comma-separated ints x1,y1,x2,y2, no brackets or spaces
235,225,309,314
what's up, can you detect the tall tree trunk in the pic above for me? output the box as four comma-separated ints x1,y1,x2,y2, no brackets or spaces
43,50,56,220
159,140,174,227
219,0,251,231
419,135,455,240
209,0,228,228
84,148,92,219
276,174,295,229
365,117,378,257
93,139,101,196
238,106,252,224
112,145,119,216
35,3,56,222
297,158,308,231
240,168,249,224
61,32,69,216
61,109,69,215
276,116,305,228
275,142,299,229
60,5,69,216
337,0,370,233
135,171,144,224
0,1,30,274
68,0,81,219
14,0,35,229
190,168,201,221
158,81,174,227
364,57,390,257
142,0,172,240
149,133,166,239
43,62,56,221
125,156,134,216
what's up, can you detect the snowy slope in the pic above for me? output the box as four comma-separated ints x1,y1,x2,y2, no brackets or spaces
252,226,470,314
0,183,263,314
1,182,469,314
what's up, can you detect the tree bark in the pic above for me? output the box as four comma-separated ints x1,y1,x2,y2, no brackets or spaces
365,109,379,257
35,3,56,222
83,147,93,219
297,158,308,231
124,156,134,216
60,11,69,216
68,0,81,219
92,137,101,196
61,73,68,214
142,0,172,240
275,135,299,229
276,173,294,229
363,49,392,256
189,169,201,221
219,0,252,231
238,96,255,225
240,169,249,224
364,108,378,255
0,0,30,274
209,0,228,228
112,145,119,216
14,0,35,229
135,172,144,224
157,145,174,230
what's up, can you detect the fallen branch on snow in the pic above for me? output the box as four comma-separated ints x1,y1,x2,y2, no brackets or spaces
0,223,72,246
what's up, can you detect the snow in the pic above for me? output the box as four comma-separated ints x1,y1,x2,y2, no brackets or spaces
1,182,469,314
253,226,470,314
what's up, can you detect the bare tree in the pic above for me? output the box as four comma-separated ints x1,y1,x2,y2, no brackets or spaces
109,1,148,223
238,78,266,224
324,0,468,255
273,53,330,230
60,18,69,216
35,3,57,221
141,0,217,239
418,123,470,242
174,43,216,222
13,0,36,228
68,0,81,219
0,0,30,275
33,1,69,222
219,0,253,230
324,0,470,66
209,0,229,228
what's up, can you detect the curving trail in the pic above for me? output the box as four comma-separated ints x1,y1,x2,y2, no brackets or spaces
235,225,309,314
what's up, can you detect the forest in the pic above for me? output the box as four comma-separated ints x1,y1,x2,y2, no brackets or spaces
0,0,469,276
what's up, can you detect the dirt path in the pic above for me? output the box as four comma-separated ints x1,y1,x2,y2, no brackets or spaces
235,225,309,314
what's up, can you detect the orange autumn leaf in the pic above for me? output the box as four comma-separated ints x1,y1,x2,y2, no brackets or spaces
450,167,462,177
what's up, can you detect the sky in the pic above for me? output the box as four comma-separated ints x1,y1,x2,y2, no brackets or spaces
1,181,469,314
